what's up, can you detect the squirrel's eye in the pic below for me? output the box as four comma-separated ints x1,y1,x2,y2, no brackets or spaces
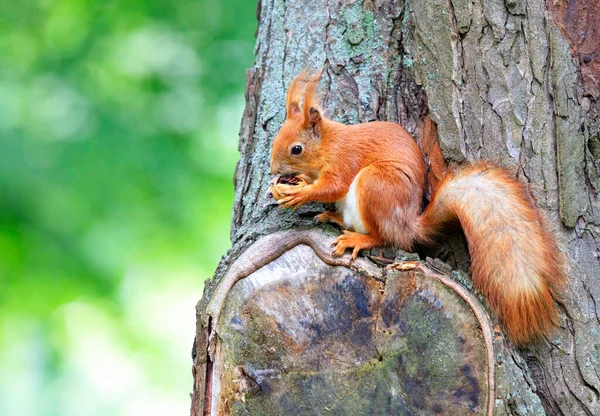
291,145,303,155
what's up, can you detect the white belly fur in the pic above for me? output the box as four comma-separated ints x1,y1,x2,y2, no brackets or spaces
336,173,368,234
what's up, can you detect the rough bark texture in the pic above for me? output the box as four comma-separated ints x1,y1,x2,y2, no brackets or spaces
192,0,600,415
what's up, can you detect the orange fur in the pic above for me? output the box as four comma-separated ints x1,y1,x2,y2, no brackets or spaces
418,116,447,195
418,164,565,344
270,70,565,345
286,70,310,118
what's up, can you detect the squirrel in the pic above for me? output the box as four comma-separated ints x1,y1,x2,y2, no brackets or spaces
269,70,565,346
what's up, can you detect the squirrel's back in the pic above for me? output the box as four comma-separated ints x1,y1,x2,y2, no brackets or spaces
321,119,426,185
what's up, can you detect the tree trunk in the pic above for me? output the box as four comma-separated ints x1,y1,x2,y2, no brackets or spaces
191,0,600,415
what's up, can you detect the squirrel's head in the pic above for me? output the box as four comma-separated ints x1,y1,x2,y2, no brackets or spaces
270,70,324,180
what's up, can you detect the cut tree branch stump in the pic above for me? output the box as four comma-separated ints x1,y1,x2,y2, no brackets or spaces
191,229,544,415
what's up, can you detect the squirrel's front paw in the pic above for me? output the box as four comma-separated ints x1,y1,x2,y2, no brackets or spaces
268,176,308,201
277,185,311,210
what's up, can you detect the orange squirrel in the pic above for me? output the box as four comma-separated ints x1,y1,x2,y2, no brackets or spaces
269,70,565,345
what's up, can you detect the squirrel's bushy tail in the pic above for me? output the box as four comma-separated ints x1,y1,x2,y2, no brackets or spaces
417,163,565,345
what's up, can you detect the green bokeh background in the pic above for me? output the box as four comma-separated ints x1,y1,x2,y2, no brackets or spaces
0,1,256,414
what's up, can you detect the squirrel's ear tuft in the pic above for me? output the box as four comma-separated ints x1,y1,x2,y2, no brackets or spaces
289,101,301,115
286,71,309,118
303,69,324,128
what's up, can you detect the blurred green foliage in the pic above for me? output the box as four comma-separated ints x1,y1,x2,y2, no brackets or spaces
0,0,256,414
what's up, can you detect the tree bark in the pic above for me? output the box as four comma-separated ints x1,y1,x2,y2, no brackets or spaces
191,1,600,415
